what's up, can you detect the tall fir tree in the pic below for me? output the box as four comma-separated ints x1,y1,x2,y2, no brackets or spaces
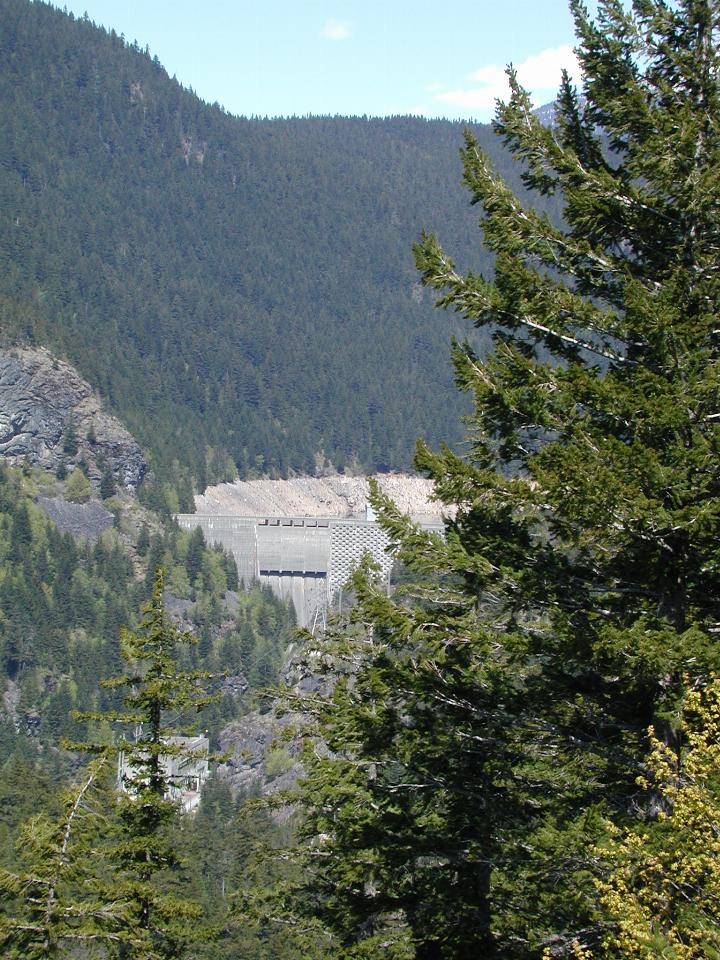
269,1,720,956
78,567,221,959
0,756,133,959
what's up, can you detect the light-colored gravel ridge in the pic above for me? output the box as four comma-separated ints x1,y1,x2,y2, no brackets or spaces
194,474,445,519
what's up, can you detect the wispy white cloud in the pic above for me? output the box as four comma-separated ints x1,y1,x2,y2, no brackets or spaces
321,18,352,41
435,45,581,114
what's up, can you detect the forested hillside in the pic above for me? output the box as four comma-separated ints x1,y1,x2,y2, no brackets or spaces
0,460,297,770
0,463,301,958
0,0,551,492
2,0,720,956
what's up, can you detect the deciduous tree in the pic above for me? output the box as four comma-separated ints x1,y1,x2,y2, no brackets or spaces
580,678,720,959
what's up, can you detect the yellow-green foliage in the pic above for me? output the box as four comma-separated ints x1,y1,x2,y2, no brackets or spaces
202,550,228,597
579,680,720,959
64,467,92,503
165,563,191,598
264,747,294,781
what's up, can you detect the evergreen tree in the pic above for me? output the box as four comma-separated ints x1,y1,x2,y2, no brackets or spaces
100,464,117,500
78,567,221,959
64,467,92,503
276,1,720,956
0,756,55,860
137,523,150,557
0,756,132,959
186,526,206,585
61,417,79,458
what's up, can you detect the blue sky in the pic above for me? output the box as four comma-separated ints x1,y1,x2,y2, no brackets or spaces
58,1,588,122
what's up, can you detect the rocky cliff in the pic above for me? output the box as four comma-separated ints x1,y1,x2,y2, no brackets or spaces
0,346,146,490
218,641,333,797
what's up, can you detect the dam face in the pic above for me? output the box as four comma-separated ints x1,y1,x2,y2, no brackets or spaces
175,514,396,630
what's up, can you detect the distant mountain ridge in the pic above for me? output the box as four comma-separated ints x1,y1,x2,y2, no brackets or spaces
534,100,559,126
534,95,588,127
0,0,558,503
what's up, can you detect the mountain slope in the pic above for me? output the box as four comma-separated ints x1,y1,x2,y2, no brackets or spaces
0,0,543,492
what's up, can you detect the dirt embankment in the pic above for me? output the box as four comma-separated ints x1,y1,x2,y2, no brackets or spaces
194,474,446,519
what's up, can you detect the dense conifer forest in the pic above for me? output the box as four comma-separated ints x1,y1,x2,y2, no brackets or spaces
0,460,296,762
0,0,557,493
2,0,720,957
0,462,301,958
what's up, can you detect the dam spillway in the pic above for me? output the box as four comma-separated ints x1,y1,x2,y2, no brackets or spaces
175,513,406,630
177,474,447,630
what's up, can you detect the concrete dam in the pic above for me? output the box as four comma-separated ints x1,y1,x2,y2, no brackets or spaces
177,475,446,630
175,512,401,630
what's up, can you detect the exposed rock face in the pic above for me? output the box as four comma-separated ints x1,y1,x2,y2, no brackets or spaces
0,346,146,490
219,709,301,797
218,642,332,797
37,497,114,542
195,473,448,520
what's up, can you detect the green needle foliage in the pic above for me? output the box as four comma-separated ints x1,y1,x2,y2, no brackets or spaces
77,567,222,959
0,755,134,959
271,1,720,957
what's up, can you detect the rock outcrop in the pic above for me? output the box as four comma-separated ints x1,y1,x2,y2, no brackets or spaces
36,497,115,543
0,346,146,490
218,642,333,797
